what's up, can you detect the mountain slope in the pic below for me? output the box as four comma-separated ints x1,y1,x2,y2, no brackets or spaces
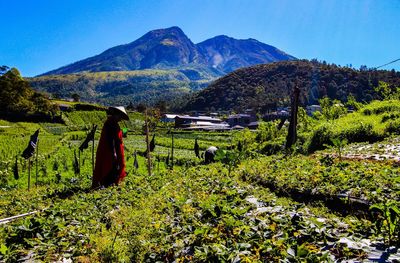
30,66,218,106
43,27,206,75
197,35,296,72
41,26,295,76
184,60,400,112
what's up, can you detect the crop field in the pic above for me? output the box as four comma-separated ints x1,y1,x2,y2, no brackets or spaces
1,100,400,262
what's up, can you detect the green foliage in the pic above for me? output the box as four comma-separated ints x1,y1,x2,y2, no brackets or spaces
319,97,347,120
0,157,378,262
240,154,400,204
329,137,348,161
29,67,215,106
255,121,281,142
346,94,363,111
370,201,400,245
0,67,58,117
307,100,400,152
374,81,400,100
3,100,400,261
214,148,243,176
307,124,334,152
385,120,400,135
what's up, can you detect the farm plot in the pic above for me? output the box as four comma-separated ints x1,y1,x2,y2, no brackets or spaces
239,154,400,205
336,137,400,162
1,161,396,262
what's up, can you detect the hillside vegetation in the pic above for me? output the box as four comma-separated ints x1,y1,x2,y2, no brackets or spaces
2,98,400,261
185,60,400,112
29,67,217,106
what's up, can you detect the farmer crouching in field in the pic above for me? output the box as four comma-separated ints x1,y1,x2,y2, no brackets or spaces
92,106,129,188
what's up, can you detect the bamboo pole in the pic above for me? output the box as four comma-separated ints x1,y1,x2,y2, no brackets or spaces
78,150,81,177
145,109,152,177
35,139,39,186
92,124,95,174
171,129,174,170
28,159,31,191
0,210,40,225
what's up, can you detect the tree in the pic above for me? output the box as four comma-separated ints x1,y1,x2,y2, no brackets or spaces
319,97,347,120
0,65,9,75
0,67,34,113
154,100,167,114
136,103,146,113
374,81,400,100
71,93,80,102
0,67,58,116
346,94,362,111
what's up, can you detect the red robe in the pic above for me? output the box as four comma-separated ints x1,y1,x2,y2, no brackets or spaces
92,117,126,188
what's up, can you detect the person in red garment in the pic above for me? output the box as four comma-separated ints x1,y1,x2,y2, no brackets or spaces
92,106,129,188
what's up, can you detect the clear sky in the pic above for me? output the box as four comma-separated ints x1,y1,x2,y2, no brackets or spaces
1,0,399,77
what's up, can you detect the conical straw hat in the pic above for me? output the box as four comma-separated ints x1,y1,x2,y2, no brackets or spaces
108,106,129,120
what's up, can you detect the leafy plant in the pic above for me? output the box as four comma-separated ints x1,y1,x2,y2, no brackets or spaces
329,137,348,161
214,149,243,176
370,201,400,246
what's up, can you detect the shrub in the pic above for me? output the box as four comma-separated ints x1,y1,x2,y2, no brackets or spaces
385,120,400,135
362,103,400,116
381,112,400,123
307,124,334,153
338,122,381,143
259,140,284,155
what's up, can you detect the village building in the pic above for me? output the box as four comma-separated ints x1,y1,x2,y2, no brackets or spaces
174,115,228,130
226,114,256,127
263,110,289,121
247,121,260,129
306,105,322,115
161,114,178,123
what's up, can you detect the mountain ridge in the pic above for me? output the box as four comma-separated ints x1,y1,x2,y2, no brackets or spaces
40,26,295,76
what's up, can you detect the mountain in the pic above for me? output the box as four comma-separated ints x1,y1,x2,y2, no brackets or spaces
197,35,296,73
32,26,296,106
184,60,400,112
42,27,206,75
41,26,295,76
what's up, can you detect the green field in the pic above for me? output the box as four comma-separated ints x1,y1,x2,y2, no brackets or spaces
2,100,400,262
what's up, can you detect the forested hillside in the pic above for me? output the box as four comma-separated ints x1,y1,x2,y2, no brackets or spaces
184,60,400,112
29,67,217,107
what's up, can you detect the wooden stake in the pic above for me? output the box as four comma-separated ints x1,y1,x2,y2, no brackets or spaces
286,81,300,150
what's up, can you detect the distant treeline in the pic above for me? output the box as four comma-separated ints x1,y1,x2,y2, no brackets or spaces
184,60,400,112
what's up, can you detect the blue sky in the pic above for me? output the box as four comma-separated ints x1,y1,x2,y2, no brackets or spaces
0,0,399,76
